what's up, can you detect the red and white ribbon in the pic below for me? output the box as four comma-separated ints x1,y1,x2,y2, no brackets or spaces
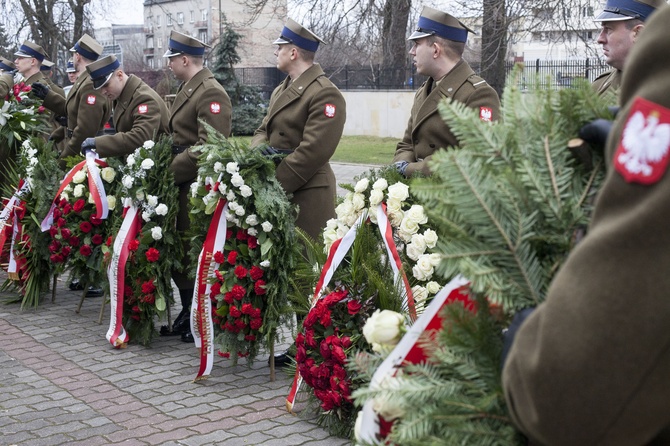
376,203,417,321
0,179,30,252
357,275,470,443
286,211,367,412
41,153,109,232
106,204,141,348
192,198,229,381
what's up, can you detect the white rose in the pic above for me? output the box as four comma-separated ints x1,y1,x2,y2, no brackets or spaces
426,281,441,294
323,229,338,251
387,182,409,202
351,193,366,210
142,140,155,149
107,195,117,210
412,254,434,281
354,178,369,193
72,170,87,184
335,200,355,221
326,218,338,230
73,184,85,198
247,227,258,236
412,285,428,305
155,203,168,216
386,197,402,214
63,184,73,193
151,226,163,240
363,309,405,346
388,209,404,228
429,253,441,266
368,207,378,224
190,182,199,197
245,214,259,226
226,212,236,222
399,215,420,236
218,182,227,194
398,229,413,243
226,162,239,174
336,223,349,239
372,178,388,191
136,190,145,201
405,204,428,225
410,233,427,253
126,154,136,166
369,189,384,206
100,167,116,183
261,221,273,232
405,242,425,261
59,192,69,202
213,161,224,173
147,195,158,207
140,158,154,170
423,229,438,249
372,376,405,420
239,185,252,197
122,175,134,189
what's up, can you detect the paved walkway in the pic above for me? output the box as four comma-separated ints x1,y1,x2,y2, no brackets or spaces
0,163,379,446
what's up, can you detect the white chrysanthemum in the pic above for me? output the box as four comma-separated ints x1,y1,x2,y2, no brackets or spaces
261,221,273,232
213,161,224,173
146,194,158,207
260,260,270,268
247,227,258,237
143,140,155,149
127,154,136,166
151,226,163,240
73,184,85,198
218,182,227,194
228,201,239,212
142,210,152,222
136,190,145,201
245,214,259,226
155,203,168,216
234,206,245,216
122,175,134,189
72,170,87,184
231,173,245,188
140,158,154,170
239,185,252,197
354,178,370,193
226,190,236,202
226,162,239,174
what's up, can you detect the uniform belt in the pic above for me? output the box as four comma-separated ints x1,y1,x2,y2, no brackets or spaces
172,144,189,155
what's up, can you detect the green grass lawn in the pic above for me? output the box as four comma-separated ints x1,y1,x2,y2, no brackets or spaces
232,135,397,166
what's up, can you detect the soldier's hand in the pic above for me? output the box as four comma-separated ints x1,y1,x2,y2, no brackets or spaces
578,119,613,151
55,115,67,127
394,161,409,176
81,138,96,155
260,146,280,157
501,307,536,367
31,82,50,100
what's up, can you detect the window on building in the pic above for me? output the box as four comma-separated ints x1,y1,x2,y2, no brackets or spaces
190,10,195,22
199,30,207,43
156,15,161,27
201,9,208,22
147,57,154,69
581,6,594,17
147,36,154,48
157,37,162,49
177,12,184,24
167,13,172,26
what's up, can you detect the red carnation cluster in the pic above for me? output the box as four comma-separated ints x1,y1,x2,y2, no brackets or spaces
12,82,31,102
296,287,366,412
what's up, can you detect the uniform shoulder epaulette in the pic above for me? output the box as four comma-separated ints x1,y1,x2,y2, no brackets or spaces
593,69,614,81
467,75,488,88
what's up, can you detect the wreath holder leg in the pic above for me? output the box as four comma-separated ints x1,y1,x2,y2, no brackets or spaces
51,274,57,303
269,343,275,382
98,293,107,325
75,288,86,314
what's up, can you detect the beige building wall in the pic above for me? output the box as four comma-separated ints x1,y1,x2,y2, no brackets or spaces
340,90,414,138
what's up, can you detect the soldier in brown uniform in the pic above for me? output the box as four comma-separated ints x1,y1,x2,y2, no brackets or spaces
592,0,665,98
13,41,50,88
393,6,500,178
163,31,232,342
250,18,347,365
80,55,169,157
31,34,111,161
502,4,670,444
0,58,15,99
40,60,65,98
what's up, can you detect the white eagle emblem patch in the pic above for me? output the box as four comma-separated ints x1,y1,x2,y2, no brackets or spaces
138,104,148,114
324,103,336,118
615,97,670,185
210,102,221,114
86,95,96,105
479,107,492,122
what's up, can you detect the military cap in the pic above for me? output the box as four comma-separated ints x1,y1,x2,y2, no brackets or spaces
41,59,55,71
86,55,121,89
163,31,209,57
70,33,104,61
0,57,15,72
273,18,325,52
595,0,666,21
66,60,76,73
14,41,46,62
409,6,475,43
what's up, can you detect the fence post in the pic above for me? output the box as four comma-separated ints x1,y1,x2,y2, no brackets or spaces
585,58,590,80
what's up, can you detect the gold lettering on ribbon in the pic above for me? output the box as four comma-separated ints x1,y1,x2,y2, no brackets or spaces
198,251,216,355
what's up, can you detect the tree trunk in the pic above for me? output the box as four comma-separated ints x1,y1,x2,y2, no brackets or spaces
381,0,411,88
481,0,507,97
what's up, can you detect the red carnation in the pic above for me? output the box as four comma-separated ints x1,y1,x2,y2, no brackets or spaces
254,280,267,295
145,247,160,262
91,234,104,245
213,251,225,264
249,266,264,281
218,351,231,358
251,308,261,318
347,299,362,315
210,281,221,297
68,236,81,247
244,334,256,341
227,251,237,264
79,221,92,233
234,265,248,279
73,199,86,213
90,216,103,226
223,292,234,304
230,284,246,300
106,236,113,246
229,305,242,318
236,229,248,241
141,280,156,294
62,203,72,215
250,318,262,330
131,305,141,313
79,244,92,256
226,229,233,239
241,303,253,315
234,319,246,329
247,236,258,249
143,293,155,304
215,269,225,281
124,285,134,297
129,239,140,251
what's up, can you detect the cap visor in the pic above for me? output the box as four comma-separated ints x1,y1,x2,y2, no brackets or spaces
92,72,113,89
272,37,291,45
594,11,634,21
14,50,31,57
163,48,182,58
408,30,434,41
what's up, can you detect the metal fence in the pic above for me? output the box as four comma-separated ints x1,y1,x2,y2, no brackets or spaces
234,59,609,97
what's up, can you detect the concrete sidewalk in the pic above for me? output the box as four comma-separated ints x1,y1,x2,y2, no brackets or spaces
0,163,381,446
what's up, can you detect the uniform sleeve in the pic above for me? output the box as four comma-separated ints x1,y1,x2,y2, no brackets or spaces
502,110,670,445
95,99,165,158
62,87,110,159
42,88,66,116
250,114,269,149
0,73,12,98
275,85,346,194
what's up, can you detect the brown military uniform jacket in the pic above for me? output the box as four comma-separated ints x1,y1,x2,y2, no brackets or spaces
42,70,111,159
503,5,670,444
592,68,621,99
392,59,500,177
94,75,169,158
43,76,65,98
169,67,231,186
250,63,346,240
0,72,12,98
